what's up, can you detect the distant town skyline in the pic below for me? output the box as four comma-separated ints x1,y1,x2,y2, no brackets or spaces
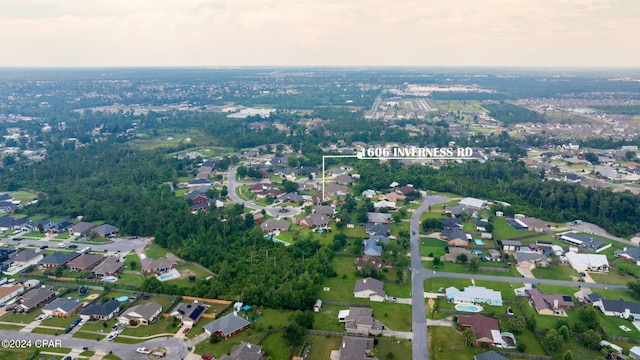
1,0,639,68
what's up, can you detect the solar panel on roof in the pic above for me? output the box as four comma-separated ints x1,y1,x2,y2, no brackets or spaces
189,305,205,320
562,296,572,302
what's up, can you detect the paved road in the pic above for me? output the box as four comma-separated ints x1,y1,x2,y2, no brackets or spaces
0,237,149,254
0,329,189,359
227,166,261,210
410,195,451,360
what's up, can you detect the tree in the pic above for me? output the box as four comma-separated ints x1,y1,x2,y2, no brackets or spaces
625,151,637,161
283,322,306,347
484,222,494,233
584,152,600,165
628,280,640,300
421,218,442,232
293,311,314,329
525,316,537,331
557,324,570,341
508,318,525,335
129,260,137,270
462,327,476,346
456,253,468,263
432,257,441,267
53,265,64,277
580,307,601,330
541,329,563,352
580,329,601,350
469,257,479,272
562,350,574,360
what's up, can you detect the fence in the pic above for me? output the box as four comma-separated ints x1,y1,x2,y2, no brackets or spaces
307,329,368,338
323,300,370,308
180,296,233,305
496,351,552,360
478,267,510,273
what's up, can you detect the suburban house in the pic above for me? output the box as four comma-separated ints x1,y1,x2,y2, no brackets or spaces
446,286,503,306
140,257,177,275
373,200,396,210
475,220,488,232
39,252,81,268
440,218,464,230
442,247,475,263
343,307,383,335
0,283,24,305
365,223,390,236
117,301,162,325
362,235,390,257
41,297,82,317
92,224,120,238
362,189,377,198
260,219,290,233
474,351,509,360
333,174,355,185
332,337,378,360
66,254,105,272
69,222,97,236
529,288,574,316
91,256,123,278
79,300,120,321
515,252,548,270
314,205,336,216
300,213,330,228
278,192,303,203
219,342,264,360
518,216,550,232
171,302,207,326
355,255,384,273
560,232,605,250
203,312,251,339
15,286,56,313
353,277,386,302
588,293,640,319
325,183,349,196
458,314,501,346
630,346,640,360
459,197,486,210
564,252,610,272
3,249,44,275
444,205,469,217
502,240,522,252
366,212,392,224
458,314,515,348
615,247,640,266
441,229,469,247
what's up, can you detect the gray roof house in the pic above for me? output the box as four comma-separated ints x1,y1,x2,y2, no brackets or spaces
260,219,290,233
42,297,82,317
140,257,177,274
474,351,509,360
80,300,120,321
344,307,383,336
366,212,392,224
615,247,640,266
70,222,97,236
365,223,390,236
219,342,264,360
560,232,604,249
92,224,120,237
588,293,640,319
39,252,81,268
362,235,390,257
91,256,123,277
16,286,56,313
117,301,162,325
11,249,42,264
171,302,207,326
337,337,378,360
203,312,252,339
353,277,385,302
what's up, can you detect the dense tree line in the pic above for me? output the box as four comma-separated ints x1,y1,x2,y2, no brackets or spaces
484,102,547,125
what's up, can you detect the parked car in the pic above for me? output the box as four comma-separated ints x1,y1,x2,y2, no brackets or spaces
202,354,214,360
136,347,152,354
183,327,191,334
79,319,87,327
12,237,22,241
68,244,78,249
507,307,514,316
40,245,49,249
107,331,119,341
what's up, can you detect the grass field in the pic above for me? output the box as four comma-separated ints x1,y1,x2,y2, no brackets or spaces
9,191,37,203
145,242,170,259
428,326,485,360
420,237,447,258
492,217,535,240
532,265,579,281
121,316,180,338
31,327,62,335
259,332,291,360
376,336,411,360
307,334,342,360
0,310,42,324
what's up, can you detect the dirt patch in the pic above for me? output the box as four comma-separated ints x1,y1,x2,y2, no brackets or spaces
427,298,435,313
84,294,99,300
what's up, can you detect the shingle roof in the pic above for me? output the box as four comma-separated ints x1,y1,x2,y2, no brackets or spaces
203,313,251,337
92,224,120,236
353,277,385,297
42,297,81,313
91,256,123,275
80,300,120,317
39,252,81,266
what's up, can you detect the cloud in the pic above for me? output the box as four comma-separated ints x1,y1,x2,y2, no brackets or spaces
0,0,638,66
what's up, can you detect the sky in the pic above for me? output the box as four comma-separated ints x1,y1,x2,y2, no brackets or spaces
1,0,639,67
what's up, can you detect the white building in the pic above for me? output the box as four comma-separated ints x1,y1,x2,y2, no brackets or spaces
565,252,609,272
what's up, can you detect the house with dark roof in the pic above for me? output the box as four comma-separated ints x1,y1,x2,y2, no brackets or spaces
440,218,463,230
588,293,640,319
355,255,384,273
91,256,123,278
529,288,574,316
118,301,162,325
42,297,82,317
69,222,97,236
515,252,548,270
366,212,392,224
171,302,207,326
474,351,508,360
15,286,56,313
362,235,390,257
615,247,640,266
502,240,522,252
365,223,390,236
353,277,385,302
92,224,120,238
333,337,378,360
300,213,330,228
79,300,120,321
220,342,264,360
49,220,75,234
333,174,355,185
560,232,605,250
203,312,252,339
475,220,488,232
441,229,469,247
325,183,349,196
10,249,43,265
66,254,105,271
39,252,81,268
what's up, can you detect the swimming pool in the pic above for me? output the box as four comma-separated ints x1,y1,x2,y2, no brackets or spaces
519,247,530,253
455,304,483,312
102,276,118,283
159,273,176,281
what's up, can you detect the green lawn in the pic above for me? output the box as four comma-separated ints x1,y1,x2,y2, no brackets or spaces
428,326,486,360
118,272,145,285
312,304,350,332
259,332,291,360
0,310,42,324
9,191,37,202
124,253,142,271
167,265,214,288
145,242,170,259
175,188,189,197
375,336,411,360
121,315,180,338
425,260,520,277
420,237,447,258
492,217,535,240
73,330,105,340
307,334,342,360
0,323,24,330
80,318,117,333
31,327,62,335
41,315,77,328
532,265,580,281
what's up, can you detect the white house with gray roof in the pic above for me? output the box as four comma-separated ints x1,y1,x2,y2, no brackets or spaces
446,286,503,306
353,277,385,302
